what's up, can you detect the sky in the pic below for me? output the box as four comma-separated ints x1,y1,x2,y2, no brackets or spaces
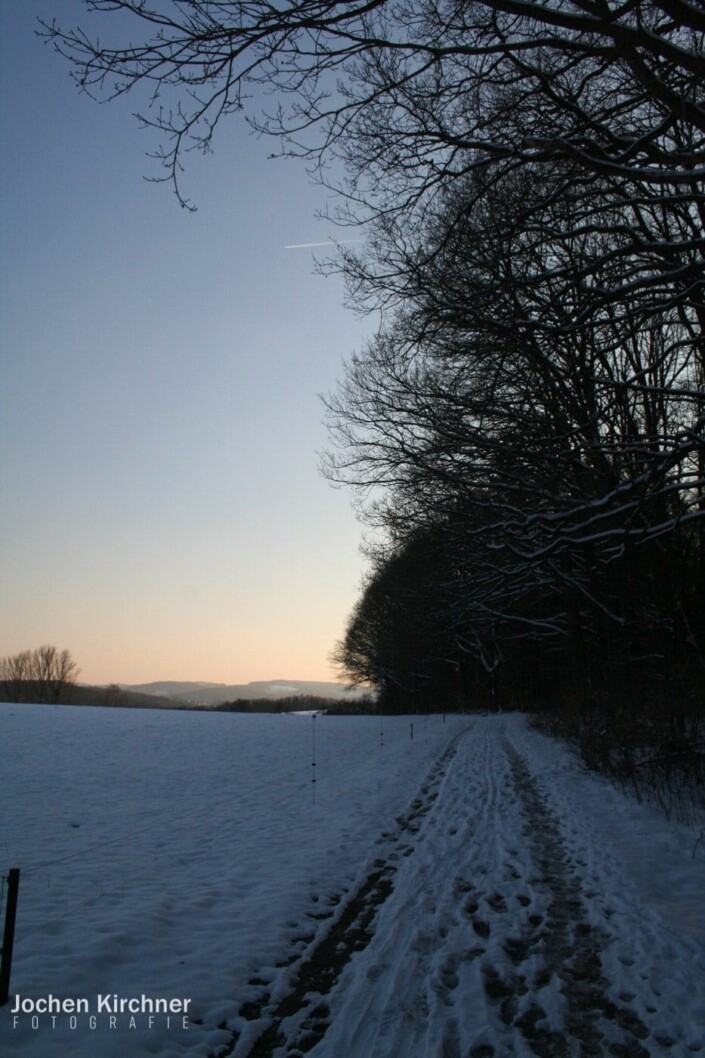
0,0,373,686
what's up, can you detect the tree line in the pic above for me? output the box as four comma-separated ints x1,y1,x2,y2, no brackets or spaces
215,694,376,713
43,2,704,790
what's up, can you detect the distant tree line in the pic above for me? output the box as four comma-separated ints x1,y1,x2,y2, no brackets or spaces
215,694,376,714
0,645,80,704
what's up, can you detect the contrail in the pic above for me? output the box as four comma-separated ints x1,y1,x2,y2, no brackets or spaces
284,238,366,249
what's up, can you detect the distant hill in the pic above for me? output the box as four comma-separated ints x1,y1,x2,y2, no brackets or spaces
122,680,364,707
120,681,224,700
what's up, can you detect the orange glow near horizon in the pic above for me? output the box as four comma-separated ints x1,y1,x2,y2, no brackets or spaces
0,3,370,689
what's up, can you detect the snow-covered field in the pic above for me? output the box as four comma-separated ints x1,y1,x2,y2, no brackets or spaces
0,704,703,1057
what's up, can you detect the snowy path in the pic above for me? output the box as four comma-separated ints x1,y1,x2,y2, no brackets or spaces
232,717,705,1058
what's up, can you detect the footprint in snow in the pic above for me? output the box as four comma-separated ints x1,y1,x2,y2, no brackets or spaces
472,918,491,939
486,891,508,913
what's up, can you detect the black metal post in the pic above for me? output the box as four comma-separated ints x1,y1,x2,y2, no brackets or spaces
0,868,20,1007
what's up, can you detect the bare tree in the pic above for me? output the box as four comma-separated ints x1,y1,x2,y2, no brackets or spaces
0,646,80,704
325,163,704,557
41,1,705,206
0,649,33,702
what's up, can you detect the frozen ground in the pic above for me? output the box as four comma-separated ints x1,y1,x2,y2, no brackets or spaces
0,705,703,1057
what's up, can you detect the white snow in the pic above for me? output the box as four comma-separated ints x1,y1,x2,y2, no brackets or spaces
0,704,703,1057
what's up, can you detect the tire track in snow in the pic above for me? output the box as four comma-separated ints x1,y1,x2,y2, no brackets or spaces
493,742,653,1057
296,715,520,1058
208,729,466,1058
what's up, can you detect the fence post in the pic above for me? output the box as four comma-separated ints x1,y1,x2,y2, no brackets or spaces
0,868,20,1007
311,714,317,802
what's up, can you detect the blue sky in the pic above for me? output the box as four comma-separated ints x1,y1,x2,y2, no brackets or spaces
0,0,372,685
